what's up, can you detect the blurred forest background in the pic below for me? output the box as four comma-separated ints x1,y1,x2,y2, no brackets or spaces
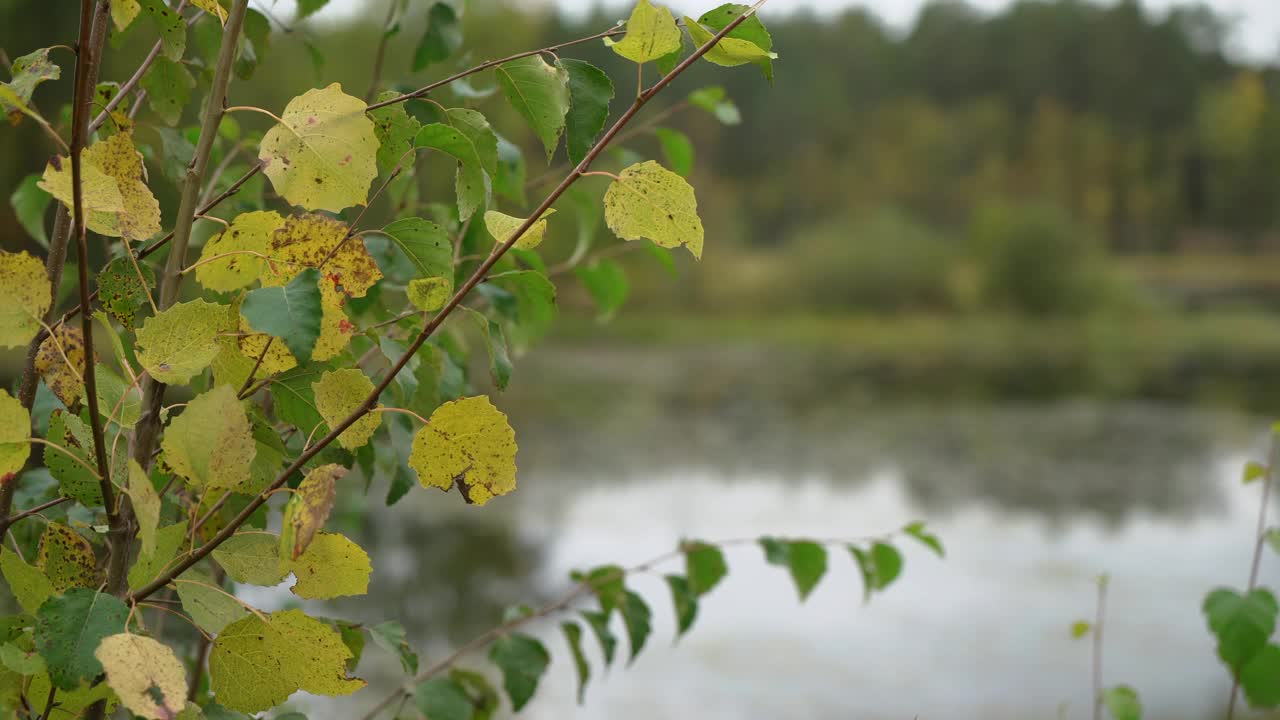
5,0,1280,407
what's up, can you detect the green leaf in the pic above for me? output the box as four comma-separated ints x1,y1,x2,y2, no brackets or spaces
1241,643,1280,709
296,0,329,19
604,160,704,259
580,610,617,667
135,299,225,384
175,576,250,635
0,389,31,478
0,48,60,114
575,259,629,321
621,589,652,664
488,270,557,347
313,368,383,451
577,565,626,613
371,620,419,675
759,538,828,600
95,633,188,719
697,3,776,82
140,0,187,61
1071,620,1092,639
461,308,513,391
495,55,570,162
683,540,728,596
162,384,257,492
410,396,517,505
259,83,380,213
213,532,290,586
1244,461,1268,484
386,465,415,506
0,547,54,614
209,609,365,713
280,464,345,560
488,633,549,712
561,622,591,704
447,108,499,177
1203,587,1278,669
140,57,194,125
127,459,161,556
902,521,945,557
413,2,462,71
415,123,488,221
494,134,527,205
127,521,187,590
869,541,904,589
605,0,682,64
1102,685,1142,720
653,127,694,177
96,364,142,428
379,217,453,282
43,411,99,506
34,589,129,690
0,250,52,349
271,364,331,438
1266,528,1280,556
416,677,473,720
10,174,50,246
688,85,741,125
241,267,324,364
560,59,614,166
370,91,422,174
0,642,46,675
664,574,699,637
684,15,779,69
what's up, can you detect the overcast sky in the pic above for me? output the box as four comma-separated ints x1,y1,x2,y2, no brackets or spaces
306,0,1280,61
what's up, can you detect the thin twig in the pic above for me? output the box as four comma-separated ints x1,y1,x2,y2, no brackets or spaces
129,1,771,605
364,0,400,102
88,0,193,132
1092,574,1107,720
0,497,71,537
1226,433,1277,719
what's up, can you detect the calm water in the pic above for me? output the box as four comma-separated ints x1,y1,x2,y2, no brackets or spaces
245,345,1279,720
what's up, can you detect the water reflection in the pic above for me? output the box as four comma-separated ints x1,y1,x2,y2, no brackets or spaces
294,346,1276,720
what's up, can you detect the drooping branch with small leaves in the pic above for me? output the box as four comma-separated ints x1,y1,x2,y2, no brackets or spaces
0,2,952,718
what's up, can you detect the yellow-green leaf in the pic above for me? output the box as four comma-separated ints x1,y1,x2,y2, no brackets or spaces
212,532,288,586
134,299,224,384
0,249,52,348
112,0,141,30
161,385,256,493
281,464,345,561
25,671,118,717
127,522,188,591
288,532,371,599
0,547,54,614
208,609,365,713
194,210,284,293
37,522,99,593
495,55,570,162
604,160,704,259
191,0,227,23
258,84,379,212
95,633,188,719
261,212,383,297
485,208,556,251
128,460,161,557
410,396,517,506
0,389,31,478
35,323,88,407
605,0,683,64
407,276,451,312
312,369,382,451
174,575,249,635
39,131,162,240
684,16,779,68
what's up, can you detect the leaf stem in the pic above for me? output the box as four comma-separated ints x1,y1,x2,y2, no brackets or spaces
1226,432,1276,719
128,0,772,605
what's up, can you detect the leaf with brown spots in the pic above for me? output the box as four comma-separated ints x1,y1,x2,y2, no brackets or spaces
39,130,161,240
0,249,53,348
35,324,90,407
37,523,99,594
287,532,371,600
195,210,285,293
280,464,345,561
97,256,156,326
260,213,382,297
409,396,518,506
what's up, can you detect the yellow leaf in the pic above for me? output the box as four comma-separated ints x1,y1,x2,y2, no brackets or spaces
0,249,52,348
161,385,256,493
261,213,383,297
35,324,89,407
195,210,285,293
605,0,683,64
135,299,225,384
484,208,556,250
258,84,379,212
281,464,345,560
112,0,141,30
37,522,99,593
288,532,371,599
312,369,381,450
604,160,704,259
209,609,365,713
94,633,188,720
190,0,227,24
684,16,779,67
39,131,161,240
410,396,517,506
0,390,31,478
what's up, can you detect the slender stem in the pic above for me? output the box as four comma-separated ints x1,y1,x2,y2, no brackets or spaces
1226,433,1276,720
1092,573,1107,720
236,338,273,398
364,0,400,102
37,685,56,720
129,2,771,605
0,497,71,537
365,24,625,111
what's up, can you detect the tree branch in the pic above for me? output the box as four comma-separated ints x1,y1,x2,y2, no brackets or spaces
128,0,772,605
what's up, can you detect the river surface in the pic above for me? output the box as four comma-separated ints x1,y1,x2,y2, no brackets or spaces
243,345,1280,720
